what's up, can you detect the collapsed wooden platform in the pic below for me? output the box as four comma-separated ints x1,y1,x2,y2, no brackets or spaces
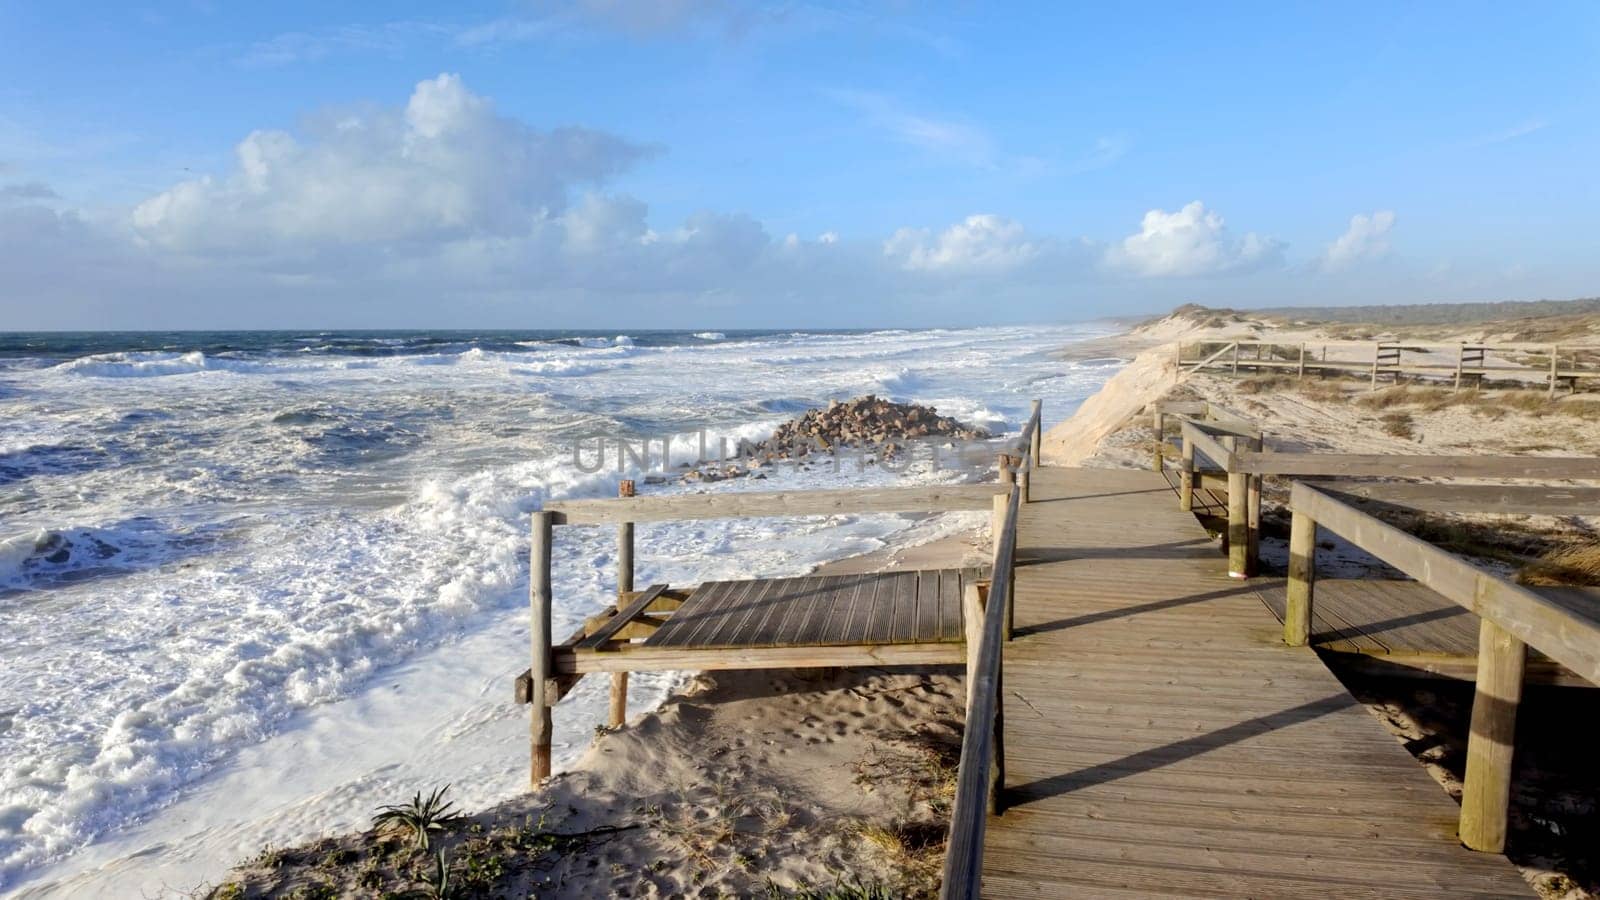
1254,578,1600,686
552,568,981,675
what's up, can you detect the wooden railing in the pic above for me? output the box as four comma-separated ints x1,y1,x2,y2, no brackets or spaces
524,402,1043,788
1176,339,1600,395
940,399,1039,898
1155,402,1600,577
1284,482,1600,852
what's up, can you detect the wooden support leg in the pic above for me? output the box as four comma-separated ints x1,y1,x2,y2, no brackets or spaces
1179,435,1194,511
608,672,628,728
997,453,1014,486
1222,436,1247,578
1285,512,1316,646
530,511,556,783
1246,473,1262,576
1460,617,1526,852
1151,411,1165,472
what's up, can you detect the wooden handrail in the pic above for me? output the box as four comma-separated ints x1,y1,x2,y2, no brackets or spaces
1287,482,1600,681
1233,451,1600,479
546,483,1005,525
940,482,1021,898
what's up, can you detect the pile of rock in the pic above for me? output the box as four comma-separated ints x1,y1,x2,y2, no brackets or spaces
748,395,988,461
669,395,990,484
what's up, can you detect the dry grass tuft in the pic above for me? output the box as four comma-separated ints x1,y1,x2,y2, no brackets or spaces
1378,412,1416,439
1517,543,1600,587
1236,375,1294,394
1295,379,1355,403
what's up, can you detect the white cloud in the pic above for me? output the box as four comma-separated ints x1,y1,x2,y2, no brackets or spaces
132,74,648,256
1106,201,1282,277
1321,210,1396,271
884,214,1038,272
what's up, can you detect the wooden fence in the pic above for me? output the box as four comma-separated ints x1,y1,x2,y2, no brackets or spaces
1176,339,1600,395
1154,402,1600,576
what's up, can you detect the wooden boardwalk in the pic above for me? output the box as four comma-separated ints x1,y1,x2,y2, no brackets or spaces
1254,578,1600,686
982,467,1530,897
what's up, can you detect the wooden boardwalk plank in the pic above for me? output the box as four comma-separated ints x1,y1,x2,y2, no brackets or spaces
640,570,967,650
981,466,1530,898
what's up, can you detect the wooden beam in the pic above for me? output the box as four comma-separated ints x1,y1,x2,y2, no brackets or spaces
579,584,670,651
547,483,1005,525
1240,452,1600,479
1179,420,1237,472
1285,511,1316,646
556,641,964,674
1459,617,1526,852
529,510,556,783
1226,437,1249,578
1179,433,1195,512
1318,482,1600,516
1290,482,1600,683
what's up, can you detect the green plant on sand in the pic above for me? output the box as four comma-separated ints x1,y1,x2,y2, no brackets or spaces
373,785,463,852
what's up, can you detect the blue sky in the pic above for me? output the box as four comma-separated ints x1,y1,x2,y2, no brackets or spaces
1,1,1597,328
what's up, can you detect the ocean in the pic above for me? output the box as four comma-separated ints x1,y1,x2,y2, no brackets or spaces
0,325,1125,896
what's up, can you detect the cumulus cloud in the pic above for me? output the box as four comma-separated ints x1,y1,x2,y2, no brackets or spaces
1106,201,1282,277
883,214,1037,272
132,74,649,257
1321,210,1396,271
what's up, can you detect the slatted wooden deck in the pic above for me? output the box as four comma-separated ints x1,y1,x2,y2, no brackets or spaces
983,466,1530,897
1254,578,1600,686
644,568,983,649
550,568,984,676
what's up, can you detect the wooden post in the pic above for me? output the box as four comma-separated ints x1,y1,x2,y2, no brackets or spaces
1549,345,1559,398
962,582,983,708
998,453,1014,486
530,511,556,782
1285,511,1316,646
1179,433,1195,511
1224,436,1248,578
610,480,635,729
1297,343,1306,378
1151,411,1165,472
991,652,1005,816
1370,343,1380,390
1455,343,1465,391
992,493,1014,640
1017,460,1031,504
1231,342,1240,374
1029,398,1042,464
1245,435,1262,575
1460,616,1526,852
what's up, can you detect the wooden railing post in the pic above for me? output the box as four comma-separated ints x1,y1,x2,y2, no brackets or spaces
1224,436,1248,578
1029,399,1042,466
1460,615,1526,852
1151,410,1166,472
962,583,983,708
530,510,556,782
1179,431,1195,511
993,493,1014,640
610,480,636,729
1246,436,1262,575
1548,345,1559,397
998,453,1014,486
1285,510,1316,646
